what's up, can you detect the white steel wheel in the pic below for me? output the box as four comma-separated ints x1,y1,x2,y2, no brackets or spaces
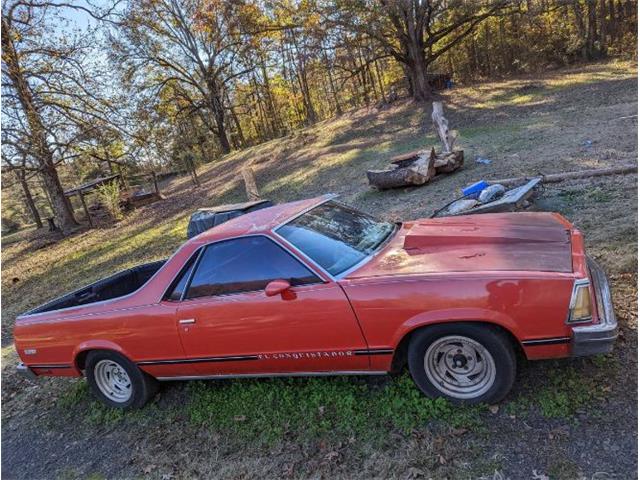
423,335,497,400
93,359,133,403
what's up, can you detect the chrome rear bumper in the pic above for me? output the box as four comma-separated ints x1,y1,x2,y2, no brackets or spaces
16,362,38,380
571,257,618,357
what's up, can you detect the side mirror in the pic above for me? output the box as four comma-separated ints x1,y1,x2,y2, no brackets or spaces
265,279,291,297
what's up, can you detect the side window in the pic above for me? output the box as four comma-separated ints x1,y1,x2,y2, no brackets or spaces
185,236,320,300
165,252,199,301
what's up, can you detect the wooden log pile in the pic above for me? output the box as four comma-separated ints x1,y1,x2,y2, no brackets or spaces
367,101,463,189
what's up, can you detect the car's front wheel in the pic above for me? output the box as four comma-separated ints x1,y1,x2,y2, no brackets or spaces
407,323,516,404
85,350,158,409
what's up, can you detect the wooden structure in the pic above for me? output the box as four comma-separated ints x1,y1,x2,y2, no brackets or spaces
451,178,542,216
64,171,166,227
426,73,452,90
241,167,261,201
64,174,121,228
367,101,463,189
127,171,164,207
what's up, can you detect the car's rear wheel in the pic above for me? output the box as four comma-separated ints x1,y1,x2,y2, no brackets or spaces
407,323,516,404
85,350,157,409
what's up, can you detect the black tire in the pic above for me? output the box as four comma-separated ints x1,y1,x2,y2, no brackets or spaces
85,350,158,409
407,323,516,405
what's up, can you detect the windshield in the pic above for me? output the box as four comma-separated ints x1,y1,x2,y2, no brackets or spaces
276,201,396,276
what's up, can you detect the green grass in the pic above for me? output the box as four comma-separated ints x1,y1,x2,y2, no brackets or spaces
538,369,606,419
504,356,615,420
58,373,486,445
186,374,485,444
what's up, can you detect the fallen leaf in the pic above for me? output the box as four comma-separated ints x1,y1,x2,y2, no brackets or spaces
405,467,424,479
324,451,339,462
233,415,246,422
532,470,550,480
489,405,499,414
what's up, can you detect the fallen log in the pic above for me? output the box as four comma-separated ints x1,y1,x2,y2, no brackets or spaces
434,149,464,173
367,150,436,189
390,148,463,175
487,164,637,187
432,101,456,153
367,101,463,189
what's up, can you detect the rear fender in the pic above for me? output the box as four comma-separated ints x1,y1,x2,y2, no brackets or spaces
391,307,520,348
72,340,131,372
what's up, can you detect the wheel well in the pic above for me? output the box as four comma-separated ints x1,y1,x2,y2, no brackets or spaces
74,348,125,371
389,321,525,374
75,350,91,371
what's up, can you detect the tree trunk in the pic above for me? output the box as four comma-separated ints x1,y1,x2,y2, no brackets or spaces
1,18,78,233
599,0,607,54
367,151,436,189
404,44,432,101
572,2,588,59
16,170,43,228
587,0,598,58
373,58,387,104
225,89,246,147
206,84,231,154
608,0,616,42
322,46,343,115
288,28,317,125
259,52,282,136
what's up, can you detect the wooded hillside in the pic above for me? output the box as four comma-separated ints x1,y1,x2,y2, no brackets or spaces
1,0,637,233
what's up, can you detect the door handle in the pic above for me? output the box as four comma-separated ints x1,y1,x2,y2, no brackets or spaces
179,318,196,325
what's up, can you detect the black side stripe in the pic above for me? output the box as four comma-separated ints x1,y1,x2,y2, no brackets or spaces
521,337,571,346
30,364,72,369
354,349,394,356
138,355,259,366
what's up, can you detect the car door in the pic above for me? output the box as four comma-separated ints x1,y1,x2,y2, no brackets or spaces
172,235,370,376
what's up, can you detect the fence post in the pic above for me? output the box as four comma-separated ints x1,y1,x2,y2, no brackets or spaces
78,191,93,228
241,167,260,201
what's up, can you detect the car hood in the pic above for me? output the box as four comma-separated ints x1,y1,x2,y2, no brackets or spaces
346,212,574,279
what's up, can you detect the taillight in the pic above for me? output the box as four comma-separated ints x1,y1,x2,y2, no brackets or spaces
568,279,592,323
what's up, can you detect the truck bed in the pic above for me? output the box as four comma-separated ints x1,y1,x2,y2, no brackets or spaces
24,260,167,315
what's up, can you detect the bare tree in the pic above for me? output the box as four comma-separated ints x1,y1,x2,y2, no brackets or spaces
2,0,121,233
323,0,514,101
111,0,257,154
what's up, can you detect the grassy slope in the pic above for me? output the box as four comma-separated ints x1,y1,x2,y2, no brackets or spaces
1,60,638,479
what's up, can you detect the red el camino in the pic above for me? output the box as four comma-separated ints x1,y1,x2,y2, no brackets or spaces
14,195,617,408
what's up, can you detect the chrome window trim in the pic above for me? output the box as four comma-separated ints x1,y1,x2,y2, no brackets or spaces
178,246,206,301
21,258,170,319
270,193,338,232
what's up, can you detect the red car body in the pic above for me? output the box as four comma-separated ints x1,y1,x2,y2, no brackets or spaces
14,195,617,391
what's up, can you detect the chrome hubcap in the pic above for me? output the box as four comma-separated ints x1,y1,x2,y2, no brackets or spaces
94,360,132,402
424,335,496,399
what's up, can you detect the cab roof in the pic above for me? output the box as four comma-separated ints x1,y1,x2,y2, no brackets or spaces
188,194,333,245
